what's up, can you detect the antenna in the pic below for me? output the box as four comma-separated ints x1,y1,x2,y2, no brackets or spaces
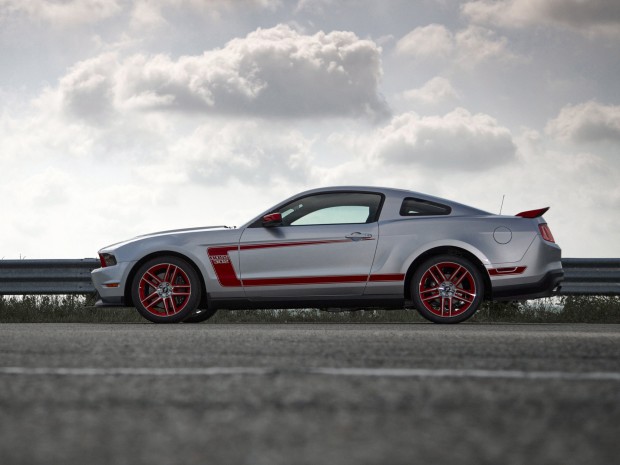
499,194,505,215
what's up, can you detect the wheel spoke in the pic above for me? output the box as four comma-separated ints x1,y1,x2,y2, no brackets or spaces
429,265,446,283
420,286,439,295
170,297,179,314
450,266,466,285
144,270,161,287
172,284,191,295
164,265,177,283
163,297,174,315
142,292,163,310
440,297,449,316
455,290,476,303
421,290,440,302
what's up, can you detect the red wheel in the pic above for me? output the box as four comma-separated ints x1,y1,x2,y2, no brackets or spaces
412,255,483,324
131,256,201,323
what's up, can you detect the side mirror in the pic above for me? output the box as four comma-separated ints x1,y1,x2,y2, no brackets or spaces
262,212,283,227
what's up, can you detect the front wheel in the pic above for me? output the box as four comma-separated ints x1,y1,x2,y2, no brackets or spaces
131,256,202,323
412,255,484,324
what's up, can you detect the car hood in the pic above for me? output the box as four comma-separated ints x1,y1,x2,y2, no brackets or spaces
134,225,231,239
99,225,232,252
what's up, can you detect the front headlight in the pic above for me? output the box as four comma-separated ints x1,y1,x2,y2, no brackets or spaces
98,253,117,268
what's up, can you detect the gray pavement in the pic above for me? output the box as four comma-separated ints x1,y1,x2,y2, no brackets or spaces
0,323,619,464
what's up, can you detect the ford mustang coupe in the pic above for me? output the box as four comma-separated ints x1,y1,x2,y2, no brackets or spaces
92,186,563,324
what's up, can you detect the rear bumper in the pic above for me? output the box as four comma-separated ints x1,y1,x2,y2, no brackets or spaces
492,269,564,301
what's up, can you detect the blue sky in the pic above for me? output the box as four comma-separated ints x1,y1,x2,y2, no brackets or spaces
1,0,619,258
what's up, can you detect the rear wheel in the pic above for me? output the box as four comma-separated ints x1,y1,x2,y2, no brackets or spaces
412,255,484,324
131,256,201,323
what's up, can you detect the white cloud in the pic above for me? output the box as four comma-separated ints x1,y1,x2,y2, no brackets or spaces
503,129,620,256
402,77,459,106
546,101,620,143
295,0,333,14
0,103,97,162
129,0,282,29
395,24,514,68
0,115,316,257
0,0,282,27
47,25,388,120
454,25,512,66
171,122,315,187
463,0,620,37
370,108,516,170
1,1,619,260
0,0,123,25
395,24,454,59
55,53,118,123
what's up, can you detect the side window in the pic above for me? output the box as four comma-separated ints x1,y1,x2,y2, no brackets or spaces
292,206,370,225
279,192,383,226
400,198,451,216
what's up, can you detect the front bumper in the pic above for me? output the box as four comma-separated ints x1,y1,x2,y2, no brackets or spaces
91,261,135,307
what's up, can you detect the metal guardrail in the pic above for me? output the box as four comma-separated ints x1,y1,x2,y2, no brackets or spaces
0,258,618,296
0,259,98,295
560,258,620,296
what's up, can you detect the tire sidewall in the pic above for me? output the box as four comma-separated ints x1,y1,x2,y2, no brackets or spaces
131,256,202,324
412,255,484,324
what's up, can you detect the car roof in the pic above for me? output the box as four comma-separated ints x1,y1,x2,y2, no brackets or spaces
298,186,488,212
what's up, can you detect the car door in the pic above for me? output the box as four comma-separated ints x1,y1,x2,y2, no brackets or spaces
239,191,383,298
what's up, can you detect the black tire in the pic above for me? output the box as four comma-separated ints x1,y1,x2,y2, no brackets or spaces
131,256,202,324
183,308,218,323
412,255,484,324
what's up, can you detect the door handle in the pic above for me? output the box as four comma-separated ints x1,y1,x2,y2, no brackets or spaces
345,232,373,241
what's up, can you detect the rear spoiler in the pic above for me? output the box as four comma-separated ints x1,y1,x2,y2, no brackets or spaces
516,207,549,218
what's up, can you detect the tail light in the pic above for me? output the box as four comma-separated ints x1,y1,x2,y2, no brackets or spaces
539,224,555,243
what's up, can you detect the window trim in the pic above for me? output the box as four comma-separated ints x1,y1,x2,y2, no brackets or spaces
249,191,386,228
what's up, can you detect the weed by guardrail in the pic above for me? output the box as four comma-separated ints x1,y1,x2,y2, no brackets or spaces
1,295,619,324
474,296,620,323
0,295,143,323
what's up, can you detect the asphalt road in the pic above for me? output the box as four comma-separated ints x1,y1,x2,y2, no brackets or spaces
0,323,619,465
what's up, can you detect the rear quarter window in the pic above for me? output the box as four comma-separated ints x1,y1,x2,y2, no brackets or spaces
400,198,452,216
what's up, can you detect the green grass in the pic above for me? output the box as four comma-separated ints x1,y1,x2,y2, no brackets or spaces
0,295,619,324
0,295,143,323
473,296,620,324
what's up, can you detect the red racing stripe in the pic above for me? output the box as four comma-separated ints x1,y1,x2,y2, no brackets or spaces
207,240,403,288
207,246,242,287
243,275,369,287
368,274,406,282
239,239,350,251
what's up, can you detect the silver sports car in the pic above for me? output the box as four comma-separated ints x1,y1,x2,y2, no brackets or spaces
92,186,563,324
